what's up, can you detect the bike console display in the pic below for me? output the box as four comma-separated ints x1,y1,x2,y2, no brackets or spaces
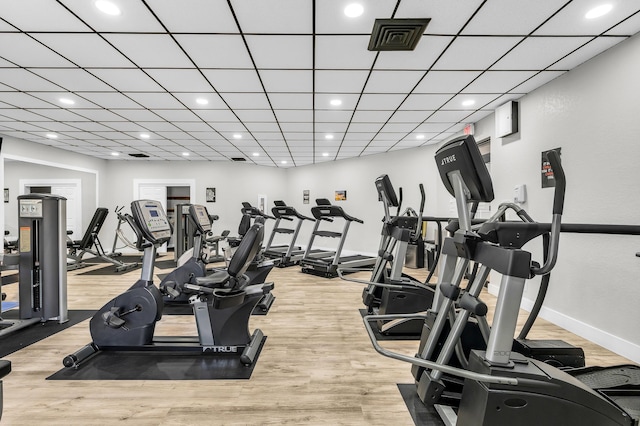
131,200,172,245
189,204,212,234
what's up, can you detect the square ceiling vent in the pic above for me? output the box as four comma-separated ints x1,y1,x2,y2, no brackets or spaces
368,18,430,51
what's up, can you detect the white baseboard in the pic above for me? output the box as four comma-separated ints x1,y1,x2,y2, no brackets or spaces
488,283,640,364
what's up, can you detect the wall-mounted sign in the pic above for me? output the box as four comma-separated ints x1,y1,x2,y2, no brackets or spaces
541,148,561,188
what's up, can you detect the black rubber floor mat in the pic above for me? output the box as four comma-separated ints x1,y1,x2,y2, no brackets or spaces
47,336,266,380
397,383,445,425
1,273,18,286
358,309,420,341
77,264,141,275
0,310,95,357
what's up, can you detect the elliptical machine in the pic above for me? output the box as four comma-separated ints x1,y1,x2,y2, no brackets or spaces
63,199,273,368
363,135,639,425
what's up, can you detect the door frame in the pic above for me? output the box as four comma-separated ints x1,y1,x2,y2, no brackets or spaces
19,178,83,236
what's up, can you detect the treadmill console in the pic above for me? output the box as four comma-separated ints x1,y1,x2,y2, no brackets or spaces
189,204,212,233
131,200,172,245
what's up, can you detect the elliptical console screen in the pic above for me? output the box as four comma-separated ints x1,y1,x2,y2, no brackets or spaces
132,200,172,243
190,205,212,233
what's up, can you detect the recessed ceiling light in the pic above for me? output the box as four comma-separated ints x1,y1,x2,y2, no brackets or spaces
111,152,120,156
252,152,260,157
59,98,75,105
322,152,329,157
139,133,150,139
281,160,287,164
461,99,475,107
233,134,242,139
325,134,334,140
415,134,425,140
344,3,364,18
182,152,190,156
95,0,121,16
196,98,208,105
585,4,613,19
46,133,58,139
330,99,342,106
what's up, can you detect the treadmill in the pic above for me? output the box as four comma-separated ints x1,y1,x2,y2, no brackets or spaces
300,198,376,278
263,201,334,267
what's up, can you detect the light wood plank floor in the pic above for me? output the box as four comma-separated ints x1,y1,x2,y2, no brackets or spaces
0,259,632,425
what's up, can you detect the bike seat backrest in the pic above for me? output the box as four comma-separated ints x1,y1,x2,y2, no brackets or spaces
77,208,109,249
237,213,251,236
227,223,264,279
435,135,494,203
477,222,551,249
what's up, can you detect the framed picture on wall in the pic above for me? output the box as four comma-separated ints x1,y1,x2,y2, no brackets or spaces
303,190,310,204
4,188,8,203
335,190,347,201
257,194,267,212
206,187,216,202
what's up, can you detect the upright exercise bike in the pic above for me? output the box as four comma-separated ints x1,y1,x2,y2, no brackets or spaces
64,199,273,368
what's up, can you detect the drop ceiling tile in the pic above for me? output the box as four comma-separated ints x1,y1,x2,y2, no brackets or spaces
464,110,493,122
147,0,238,33
315,122,348,133
233,0,311,33
351,110,392,122
103,34,193,68
283,132,312,141
549,37,627,70
173,93,228,110
135,121,181,132
269,93,313,110
0,108,54,122
315,93,360,110
535,0,640,36
114,109,164,122
364,71,425,93
481,94,522,111
440,94,501,110
414,122,458,133
358,93,409,111
145,69,213,93
25,108,88,121
395,0,484,35
152,109,202,122
31,69,113,91
511,71,566,93
250,133,284,141
125,92,184,109
0,34,74,67
74,109,129,122
245,122,281,132
221,93,272,110
105,121,150,132
462,0,568,35
316,0,397,34
68,121,113,132
315,70,369,94
175,35,254,68
202,69,263,93
316,36,377,69
428,110,474,122
189,131,225,141
606,12,640,35
0,0,91,31
31,34,133,67
0,69,64,91
387,110,433,122
380,122,420,133
193,109,240,122
234,110,275,122
413,70,483,93
398,93,452,111
462,71,538,93
347,123,383,133
78,92,142,109
6,122,48,132
1,92,58,108
274,109,313,122
213,122,249,132
246,36,313,69
260,70,313,93
372,133,406,142
315,110,353,123
492,37,591,70
434,36,523,70
90,69,164,92
154,132,193,141
59,0,165,32
173,122,213,132
375,36,455,70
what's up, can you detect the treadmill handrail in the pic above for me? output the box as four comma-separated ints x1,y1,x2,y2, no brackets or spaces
310,204,364,223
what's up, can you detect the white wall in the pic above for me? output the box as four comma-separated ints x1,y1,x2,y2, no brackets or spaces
284,145,445,256
103,160,288,247
476,33,640,362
